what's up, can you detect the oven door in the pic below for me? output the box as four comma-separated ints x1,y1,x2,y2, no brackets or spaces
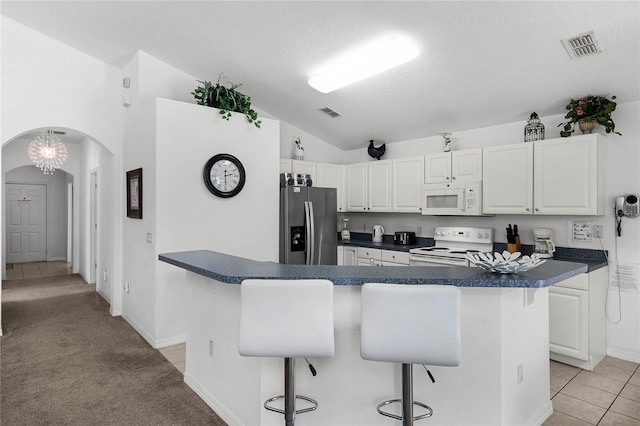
409,254,469,267
421,184,466,216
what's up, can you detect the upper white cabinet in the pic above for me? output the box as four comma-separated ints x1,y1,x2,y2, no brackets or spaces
316,162,346,212
346,161,392,212
533,134,605,215
280,159,292,174
292,160,317,179
368,160,392,212
392,156,424,213
424,149,482,184
483,143,534,214
483,134,605,215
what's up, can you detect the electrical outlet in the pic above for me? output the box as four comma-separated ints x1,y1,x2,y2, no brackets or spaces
209,340,214,358
517,363,524,384
124,281,130,293
146,232,153,243
594,225,603,238
103,268,108,281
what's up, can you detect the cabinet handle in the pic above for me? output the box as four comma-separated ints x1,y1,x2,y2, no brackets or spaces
535,208,539,212
525,208,530,212
446,177,450,180
452,176,456,180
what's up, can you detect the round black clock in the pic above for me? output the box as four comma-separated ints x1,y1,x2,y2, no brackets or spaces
203,154,246,198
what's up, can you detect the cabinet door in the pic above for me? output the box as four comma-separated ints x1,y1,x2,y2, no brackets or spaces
452,148,482,182
549,286,589,361
292,160,317,178
317,162,345,212
381,261,409,267
392,156,424,213
534,134,604,215
368,160,392,212
280,159,292,174
343,247,357,266
337,246,344,266
346,163,368,212
424,152,451,183
357,258,375,266
482,143,533,214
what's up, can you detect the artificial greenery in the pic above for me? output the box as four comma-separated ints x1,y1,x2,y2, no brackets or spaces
191,75,261,128
558,95,621,137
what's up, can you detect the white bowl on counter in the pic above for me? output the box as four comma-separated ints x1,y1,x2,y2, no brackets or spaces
466,251,546,274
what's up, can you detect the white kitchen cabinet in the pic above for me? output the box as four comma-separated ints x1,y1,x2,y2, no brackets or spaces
424,149,482,184
357,247,382,266
292,160,316,179
549,266,608,370
337,246,344,266
381,250,410,266
482,143,534,214
343,246,357,266
280,159,292,174
392,156,424,213
483,134,605,216
533,134,605,215
346,161,392,212
368,160,392,212
316,162,346,212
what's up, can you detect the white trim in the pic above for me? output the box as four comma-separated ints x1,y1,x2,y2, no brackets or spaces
154,335,186,349
527,401,553,426
183,372,244,426
607,348,640,364
121,312,155,348
46,256,66,262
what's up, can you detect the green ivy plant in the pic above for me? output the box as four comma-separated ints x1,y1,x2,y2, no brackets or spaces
557,95,621,137
191,75,261,128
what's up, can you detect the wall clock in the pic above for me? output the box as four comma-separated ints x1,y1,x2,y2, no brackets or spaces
203,153,246,198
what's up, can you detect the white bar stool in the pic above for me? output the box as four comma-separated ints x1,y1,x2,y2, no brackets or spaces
360,283,461,426
238,279,335,426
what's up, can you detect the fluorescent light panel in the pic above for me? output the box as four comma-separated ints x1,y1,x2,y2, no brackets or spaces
308,36,419,93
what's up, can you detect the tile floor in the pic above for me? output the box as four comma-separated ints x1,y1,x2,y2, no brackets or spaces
159,345,640,425
545,357,640,425
5,261,73,280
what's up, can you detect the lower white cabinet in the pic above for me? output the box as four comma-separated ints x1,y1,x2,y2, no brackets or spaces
357,247,382,266
381,250,410,266
343,246,357,266
549,266,608,370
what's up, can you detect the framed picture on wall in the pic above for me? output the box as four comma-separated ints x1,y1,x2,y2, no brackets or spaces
126,168,143,219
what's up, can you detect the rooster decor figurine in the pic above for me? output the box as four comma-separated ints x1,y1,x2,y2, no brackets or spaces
367,139,386,160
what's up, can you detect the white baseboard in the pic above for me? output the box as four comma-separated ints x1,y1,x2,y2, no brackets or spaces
607,348,640,363
121,312,156,348
46,256,66,262
529,400,553,426
154,334,186,349
183,372,244,426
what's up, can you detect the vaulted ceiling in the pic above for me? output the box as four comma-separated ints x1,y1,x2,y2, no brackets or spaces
2,1,639,150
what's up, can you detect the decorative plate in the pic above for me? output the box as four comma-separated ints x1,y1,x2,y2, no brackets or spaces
466,251,546,274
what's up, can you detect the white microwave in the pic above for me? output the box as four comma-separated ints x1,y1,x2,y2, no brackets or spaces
421,181,487,216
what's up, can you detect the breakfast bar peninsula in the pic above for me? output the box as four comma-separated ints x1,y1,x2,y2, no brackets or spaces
160,249,587,426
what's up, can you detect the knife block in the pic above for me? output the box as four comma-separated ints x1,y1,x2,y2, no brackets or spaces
507,236,521,254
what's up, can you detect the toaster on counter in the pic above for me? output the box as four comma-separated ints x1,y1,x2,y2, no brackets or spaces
394,231,416,245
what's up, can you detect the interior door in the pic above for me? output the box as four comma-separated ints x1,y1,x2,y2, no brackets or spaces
6,183,47,263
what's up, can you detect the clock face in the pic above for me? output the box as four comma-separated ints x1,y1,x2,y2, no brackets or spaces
203,154,246,198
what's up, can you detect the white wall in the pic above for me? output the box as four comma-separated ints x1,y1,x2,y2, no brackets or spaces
155,98,280,346
5,165,68,261
1,17,123,318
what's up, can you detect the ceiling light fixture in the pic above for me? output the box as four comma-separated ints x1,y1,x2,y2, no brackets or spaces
28,130,68,174
308,36,419,93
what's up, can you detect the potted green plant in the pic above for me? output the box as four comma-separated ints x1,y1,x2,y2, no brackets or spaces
191,75,261,128
558,95,621,137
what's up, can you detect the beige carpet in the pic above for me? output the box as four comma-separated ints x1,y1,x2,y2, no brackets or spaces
1,274,226,425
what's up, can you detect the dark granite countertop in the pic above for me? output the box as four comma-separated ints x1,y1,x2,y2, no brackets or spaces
159,250,587,288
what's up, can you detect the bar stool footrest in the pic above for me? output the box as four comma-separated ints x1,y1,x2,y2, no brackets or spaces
376,399,433,421
264,394,318,415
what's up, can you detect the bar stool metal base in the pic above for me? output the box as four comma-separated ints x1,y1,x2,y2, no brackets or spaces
262,357,318,426
375,364,433,426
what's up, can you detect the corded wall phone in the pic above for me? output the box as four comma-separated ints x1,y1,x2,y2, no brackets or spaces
615,194,639,236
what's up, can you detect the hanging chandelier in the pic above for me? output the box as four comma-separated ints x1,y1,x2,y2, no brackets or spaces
28,130,68,174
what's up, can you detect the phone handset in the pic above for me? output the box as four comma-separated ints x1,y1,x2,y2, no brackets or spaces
615,195,639,236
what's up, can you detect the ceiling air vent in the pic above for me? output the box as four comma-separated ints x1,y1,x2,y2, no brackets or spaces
562,31,602,59
320,107,342,118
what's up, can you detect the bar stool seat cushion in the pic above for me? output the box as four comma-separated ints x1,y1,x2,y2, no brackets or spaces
360,283,461,366
239,279,335,358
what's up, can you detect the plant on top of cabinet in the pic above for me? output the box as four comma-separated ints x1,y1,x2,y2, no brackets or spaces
367,140,386,160
191,75,262,128
558,95,620,137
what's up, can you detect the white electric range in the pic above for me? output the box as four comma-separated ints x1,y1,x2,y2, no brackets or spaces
409,226,494,267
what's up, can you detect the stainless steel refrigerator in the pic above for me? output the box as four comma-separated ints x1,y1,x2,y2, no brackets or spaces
280,185,337,265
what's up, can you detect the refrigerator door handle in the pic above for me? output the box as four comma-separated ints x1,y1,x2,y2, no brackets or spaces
304,201,311,265
308,201,316,264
